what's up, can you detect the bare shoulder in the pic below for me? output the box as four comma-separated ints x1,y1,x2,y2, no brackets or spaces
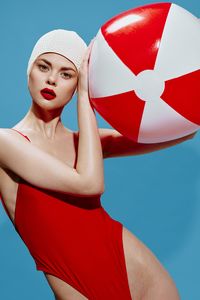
0,127,23,136
0,128,10,134
0,127,30,144
0,127,32,174
123,227,180,299
0,128,20,195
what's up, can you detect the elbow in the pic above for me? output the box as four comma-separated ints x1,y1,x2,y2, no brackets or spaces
83,179,105,197
74,171,105,197
94,183,105,196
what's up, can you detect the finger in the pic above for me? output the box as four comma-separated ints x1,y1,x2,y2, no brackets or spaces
88,37,96,48
84,38,96,59
79,38,96,71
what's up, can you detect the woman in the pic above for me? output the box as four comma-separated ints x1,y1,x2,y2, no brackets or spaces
0,29,192,300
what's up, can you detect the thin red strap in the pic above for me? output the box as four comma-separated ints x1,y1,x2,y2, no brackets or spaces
11,128,31,142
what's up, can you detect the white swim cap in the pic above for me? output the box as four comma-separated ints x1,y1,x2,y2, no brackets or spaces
27,29,87,77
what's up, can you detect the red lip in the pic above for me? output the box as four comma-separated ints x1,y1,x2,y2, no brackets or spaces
40,88,56,100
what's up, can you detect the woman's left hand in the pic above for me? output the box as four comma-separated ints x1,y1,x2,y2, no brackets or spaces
77,38,95,96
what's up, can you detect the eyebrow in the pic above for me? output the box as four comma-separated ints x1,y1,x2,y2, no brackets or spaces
37,58,76,72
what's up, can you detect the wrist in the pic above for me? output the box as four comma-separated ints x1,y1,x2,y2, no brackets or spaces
78,91,90,100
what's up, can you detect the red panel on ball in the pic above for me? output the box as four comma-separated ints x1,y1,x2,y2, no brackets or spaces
90,91,145,141
161,69,200,126
101,2,171,75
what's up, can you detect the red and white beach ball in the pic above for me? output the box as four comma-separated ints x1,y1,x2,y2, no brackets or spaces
88,2,200,143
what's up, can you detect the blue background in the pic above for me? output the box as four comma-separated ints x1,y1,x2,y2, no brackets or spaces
0,0,199,299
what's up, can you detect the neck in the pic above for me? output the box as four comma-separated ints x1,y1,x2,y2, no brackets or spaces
16,102,67,140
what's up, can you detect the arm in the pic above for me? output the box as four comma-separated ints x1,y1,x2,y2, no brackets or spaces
0,41,104,197
99,128,196,158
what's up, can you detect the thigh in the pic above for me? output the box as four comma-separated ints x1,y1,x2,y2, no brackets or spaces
44,273,88,300
122,226,178,300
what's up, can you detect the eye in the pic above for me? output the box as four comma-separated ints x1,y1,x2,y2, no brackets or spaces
61,72,72,79
38,64,48,71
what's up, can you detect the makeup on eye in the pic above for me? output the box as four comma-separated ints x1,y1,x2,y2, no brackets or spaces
37,63,73,79
38,64,48,71
62,72,72,79
37,58,76,72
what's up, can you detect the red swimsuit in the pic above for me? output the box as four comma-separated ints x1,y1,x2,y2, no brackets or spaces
1,129,132,299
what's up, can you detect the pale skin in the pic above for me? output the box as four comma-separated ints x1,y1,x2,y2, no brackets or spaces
0,40,195,299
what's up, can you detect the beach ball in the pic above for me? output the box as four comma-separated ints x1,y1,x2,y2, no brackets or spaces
88,2,200,143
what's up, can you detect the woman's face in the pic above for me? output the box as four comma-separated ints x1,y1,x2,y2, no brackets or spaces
28,52,78,110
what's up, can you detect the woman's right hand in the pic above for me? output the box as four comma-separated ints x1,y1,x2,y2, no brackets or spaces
77,39,95,96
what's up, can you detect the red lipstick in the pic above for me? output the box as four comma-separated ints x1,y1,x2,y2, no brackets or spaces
40,88,56,100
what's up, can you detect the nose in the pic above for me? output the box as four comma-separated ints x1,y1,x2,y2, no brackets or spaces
46,73,57,86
